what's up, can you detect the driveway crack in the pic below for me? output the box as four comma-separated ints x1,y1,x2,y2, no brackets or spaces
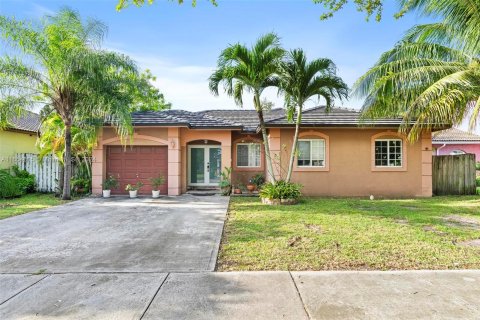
288,271,311,320
139,273,170,319
0,274,49,306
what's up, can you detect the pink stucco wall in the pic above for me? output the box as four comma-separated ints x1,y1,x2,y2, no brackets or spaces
433,144,480,161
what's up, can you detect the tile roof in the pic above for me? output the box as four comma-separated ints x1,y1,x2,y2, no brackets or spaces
131,110,243,129
265,106,404,127
432,128,480,142
199,108,286,132
127,106,408,132
8,111,41,133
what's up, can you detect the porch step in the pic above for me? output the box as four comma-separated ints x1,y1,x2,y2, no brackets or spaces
186,188,221,196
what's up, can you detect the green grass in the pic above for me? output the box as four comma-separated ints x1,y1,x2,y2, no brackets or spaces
217,196,480,271
0,193,70,220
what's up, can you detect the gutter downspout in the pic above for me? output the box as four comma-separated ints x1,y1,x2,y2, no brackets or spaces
436,143,447,155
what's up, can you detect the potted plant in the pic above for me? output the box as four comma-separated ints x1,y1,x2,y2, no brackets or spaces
233,182,243,195
102,175,119,198
149,174,165,198
219,167,232,196
250,174,265,191
125,181,144,198
246,179,255,193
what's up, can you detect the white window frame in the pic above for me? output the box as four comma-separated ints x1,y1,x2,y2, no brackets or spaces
374,139,403,167
236,143,261,168
297,139,326,168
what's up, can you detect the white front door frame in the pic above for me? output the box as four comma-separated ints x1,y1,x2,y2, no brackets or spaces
187,145,221,187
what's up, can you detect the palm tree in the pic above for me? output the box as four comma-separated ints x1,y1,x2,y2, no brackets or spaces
209,33,285,182
279,49,348,182
354,0,480,141
0,8,144,199
37,114,98,194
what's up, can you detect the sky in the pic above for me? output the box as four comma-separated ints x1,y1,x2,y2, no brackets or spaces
0,0,477,132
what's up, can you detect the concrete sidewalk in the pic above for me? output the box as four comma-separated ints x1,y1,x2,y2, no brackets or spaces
1,270,479,319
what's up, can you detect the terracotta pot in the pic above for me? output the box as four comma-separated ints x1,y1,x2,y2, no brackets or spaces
152,190,160,198
246,184,255,192
233,188,242,194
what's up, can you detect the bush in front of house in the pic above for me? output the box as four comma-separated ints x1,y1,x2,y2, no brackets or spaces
476,176,480,187
259,180,302,203
476,162,480,170
0,166,36,198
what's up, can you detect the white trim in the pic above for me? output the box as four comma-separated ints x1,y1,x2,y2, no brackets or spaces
297,138,326,168
187,145,222,187
432,141,480,145
236,143,261,168
374,138,403,167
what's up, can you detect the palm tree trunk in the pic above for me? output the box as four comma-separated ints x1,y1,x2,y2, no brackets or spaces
254,94,276,183
285,105,302,182
62,123,72,200
57,163,64,196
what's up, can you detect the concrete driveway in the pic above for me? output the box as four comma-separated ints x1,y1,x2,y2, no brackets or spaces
0,195,229,273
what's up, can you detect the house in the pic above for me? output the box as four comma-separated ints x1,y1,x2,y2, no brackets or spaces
91,106,436,197
432,128,480,161
0,111,41,169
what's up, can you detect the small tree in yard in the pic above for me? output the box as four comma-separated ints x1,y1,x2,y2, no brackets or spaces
209,33,285,182
279,49,348,182
0,8,159,200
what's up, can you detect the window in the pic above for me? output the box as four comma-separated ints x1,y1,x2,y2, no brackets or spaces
450,150,466,155
236,143,261,167
297,139,325,167
374,139,402,167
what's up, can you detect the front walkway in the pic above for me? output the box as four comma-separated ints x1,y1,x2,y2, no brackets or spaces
1,271,479,319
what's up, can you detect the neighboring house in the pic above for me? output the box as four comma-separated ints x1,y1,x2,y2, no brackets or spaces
92,106,438,197
432,128,480,161
0,111,41,169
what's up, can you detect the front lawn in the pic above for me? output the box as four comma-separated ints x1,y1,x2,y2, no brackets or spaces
217,196,480,271
0,193,70,220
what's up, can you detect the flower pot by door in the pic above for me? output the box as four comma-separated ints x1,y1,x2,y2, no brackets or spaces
102,190,111,198
129,190,138,198
152,190,160,198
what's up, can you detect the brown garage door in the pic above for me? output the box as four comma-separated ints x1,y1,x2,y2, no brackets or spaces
106,146,168,195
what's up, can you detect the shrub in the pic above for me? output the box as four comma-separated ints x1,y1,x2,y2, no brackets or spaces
476,176,480,187
259,180,302,200
0,166,35,198
0,170,23,198
11,166,36,193
71,178,91,194
476,162,480,170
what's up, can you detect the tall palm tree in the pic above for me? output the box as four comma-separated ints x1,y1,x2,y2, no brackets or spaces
354,0,480,140
279,49,348,182
0,8,143,199
209,33,285,182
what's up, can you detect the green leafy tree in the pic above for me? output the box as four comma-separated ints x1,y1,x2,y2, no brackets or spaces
278,49,348,182
128,69,171,112
0,8,156,199
209,33,285,182
116,0,217,11
354,0,480,140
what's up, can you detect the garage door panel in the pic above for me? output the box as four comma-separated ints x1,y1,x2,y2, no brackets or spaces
106,146,168,195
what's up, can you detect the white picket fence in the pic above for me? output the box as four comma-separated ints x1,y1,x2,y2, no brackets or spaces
14,153,60,192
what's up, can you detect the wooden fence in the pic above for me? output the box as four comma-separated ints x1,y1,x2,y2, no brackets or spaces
14,153,60,193
432,154,477,195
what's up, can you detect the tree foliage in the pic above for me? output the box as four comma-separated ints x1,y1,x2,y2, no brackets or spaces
0,8,167,199
279,49,348,182
116,0,217,11
354,0,480,141
209,33,286,182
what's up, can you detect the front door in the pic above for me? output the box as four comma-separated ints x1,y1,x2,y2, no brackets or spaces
188,145,222,186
